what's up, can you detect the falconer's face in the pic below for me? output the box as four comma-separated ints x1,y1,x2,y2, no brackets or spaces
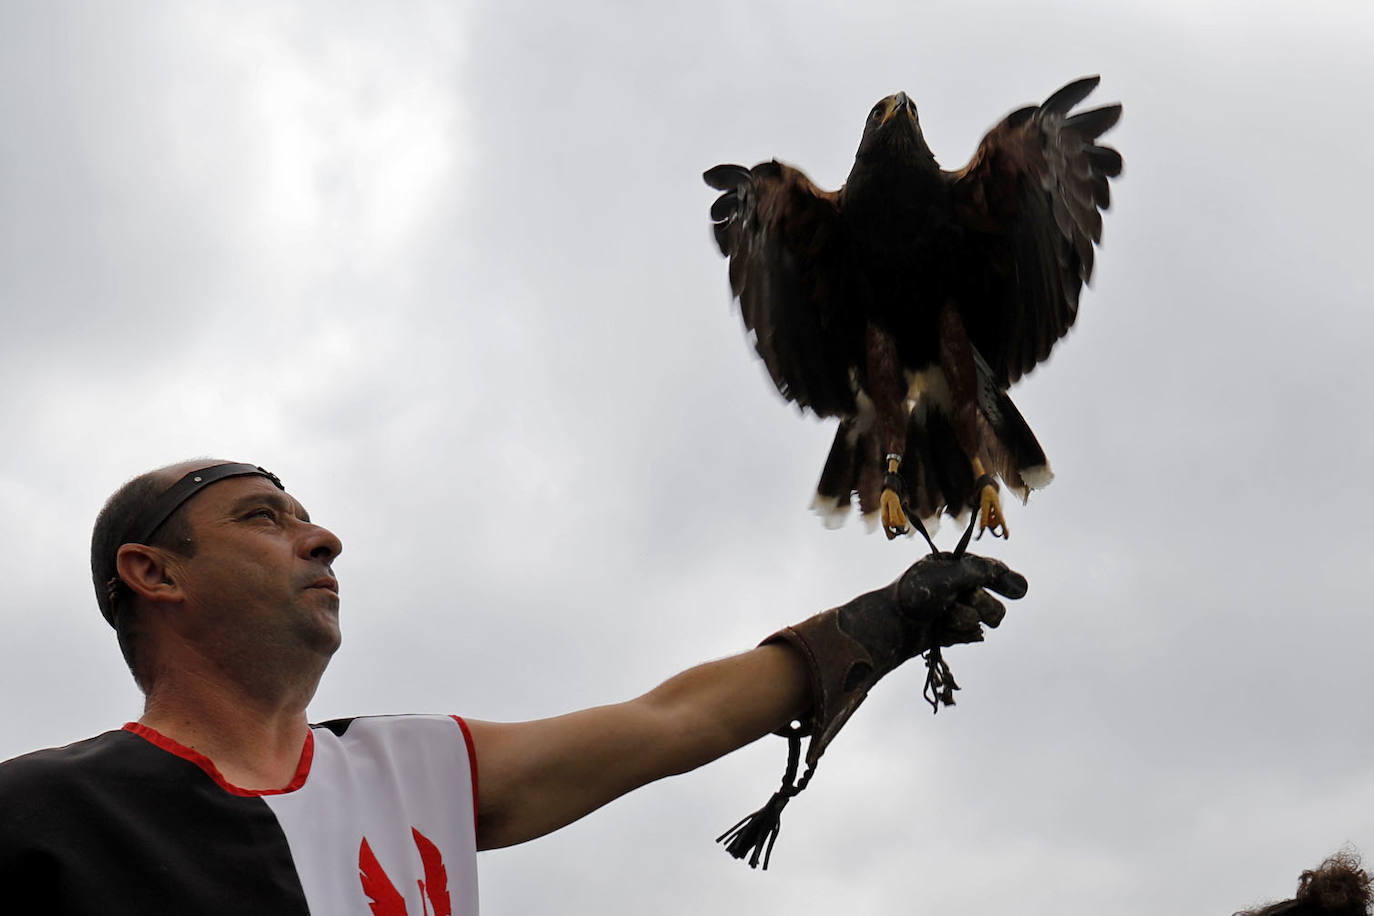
171,468,344,659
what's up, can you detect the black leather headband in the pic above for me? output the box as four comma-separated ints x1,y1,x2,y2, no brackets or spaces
123,462,285,547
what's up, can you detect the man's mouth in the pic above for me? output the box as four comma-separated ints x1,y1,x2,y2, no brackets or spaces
307,576,340,596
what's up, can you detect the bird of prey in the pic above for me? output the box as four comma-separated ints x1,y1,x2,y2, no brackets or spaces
705,76,1122,549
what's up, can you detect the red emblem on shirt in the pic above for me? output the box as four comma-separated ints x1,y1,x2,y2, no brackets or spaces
358,828,452,916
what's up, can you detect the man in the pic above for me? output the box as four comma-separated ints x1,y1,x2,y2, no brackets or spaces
0,459,1026,914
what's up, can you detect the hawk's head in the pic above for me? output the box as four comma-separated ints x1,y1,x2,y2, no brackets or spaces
855,92,935,165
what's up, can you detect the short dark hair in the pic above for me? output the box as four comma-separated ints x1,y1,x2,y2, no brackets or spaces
1235,850,1370,916
90,467,199,691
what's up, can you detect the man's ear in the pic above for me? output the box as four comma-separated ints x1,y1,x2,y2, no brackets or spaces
115,544,185,605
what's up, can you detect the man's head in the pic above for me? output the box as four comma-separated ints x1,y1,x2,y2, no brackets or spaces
91,460,343,692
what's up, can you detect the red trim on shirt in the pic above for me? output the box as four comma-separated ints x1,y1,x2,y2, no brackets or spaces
451,715,479,832
123,722,315,797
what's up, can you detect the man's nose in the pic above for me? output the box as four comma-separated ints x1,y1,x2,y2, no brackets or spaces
301,523,343,562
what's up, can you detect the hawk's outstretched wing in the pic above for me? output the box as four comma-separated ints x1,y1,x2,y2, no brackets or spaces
943,76,1123,387
704,161,864,418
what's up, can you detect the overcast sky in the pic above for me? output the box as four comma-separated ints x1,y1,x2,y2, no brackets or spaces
3,2,1372,913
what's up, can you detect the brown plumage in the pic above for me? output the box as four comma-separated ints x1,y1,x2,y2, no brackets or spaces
705,76,1122,543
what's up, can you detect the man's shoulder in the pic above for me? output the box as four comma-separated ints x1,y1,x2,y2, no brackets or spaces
0,730,141,797
310,713,466,738
307,714,475,772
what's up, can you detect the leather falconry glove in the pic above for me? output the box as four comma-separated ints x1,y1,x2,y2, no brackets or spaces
719,552,1028,869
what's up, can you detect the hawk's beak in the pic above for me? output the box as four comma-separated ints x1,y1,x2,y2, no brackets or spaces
879,92,911,127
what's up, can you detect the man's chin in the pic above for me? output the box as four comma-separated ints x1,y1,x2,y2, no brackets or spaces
310,623,342,658
293,611,342,658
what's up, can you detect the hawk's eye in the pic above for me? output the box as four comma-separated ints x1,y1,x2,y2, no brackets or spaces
870,103,884,120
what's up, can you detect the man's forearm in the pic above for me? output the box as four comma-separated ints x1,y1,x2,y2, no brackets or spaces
634,642,811,775
468,642,810,849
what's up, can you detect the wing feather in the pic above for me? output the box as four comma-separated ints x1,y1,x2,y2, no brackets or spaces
944,76,1123,385
704,160,863,416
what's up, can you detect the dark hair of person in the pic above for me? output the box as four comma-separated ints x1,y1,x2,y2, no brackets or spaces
90,468,199,692
1236,850,1371,916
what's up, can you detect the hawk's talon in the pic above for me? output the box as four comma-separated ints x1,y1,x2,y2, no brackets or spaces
880,457,910,540
977,482,1009,540
880,486,909,539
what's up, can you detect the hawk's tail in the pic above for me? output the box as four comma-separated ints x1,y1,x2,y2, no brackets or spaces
900,399,977,525
809,411,955,535
802,354,1049,532
969,351,1054,499
899,380,1052,525
810,386,1053,533
811,416,883,530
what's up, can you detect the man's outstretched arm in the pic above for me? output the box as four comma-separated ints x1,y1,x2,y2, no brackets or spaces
465,552,1026,851
466,641,809,849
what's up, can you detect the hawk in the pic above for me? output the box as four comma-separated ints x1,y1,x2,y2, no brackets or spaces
705,76,1122,548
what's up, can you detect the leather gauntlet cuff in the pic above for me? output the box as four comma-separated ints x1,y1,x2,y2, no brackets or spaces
719,586,930,869
762,581,929,771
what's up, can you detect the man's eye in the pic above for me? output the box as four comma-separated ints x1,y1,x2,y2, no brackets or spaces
248,508,277,521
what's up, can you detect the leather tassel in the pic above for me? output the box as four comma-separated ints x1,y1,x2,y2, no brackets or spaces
717,732,812,869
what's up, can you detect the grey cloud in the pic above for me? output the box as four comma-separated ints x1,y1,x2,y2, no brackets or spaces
3,2,1372,914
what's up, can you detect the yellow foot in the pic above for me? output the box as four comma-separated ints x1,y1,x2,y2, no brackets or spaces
880,486,909,540
977,482,1009,539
